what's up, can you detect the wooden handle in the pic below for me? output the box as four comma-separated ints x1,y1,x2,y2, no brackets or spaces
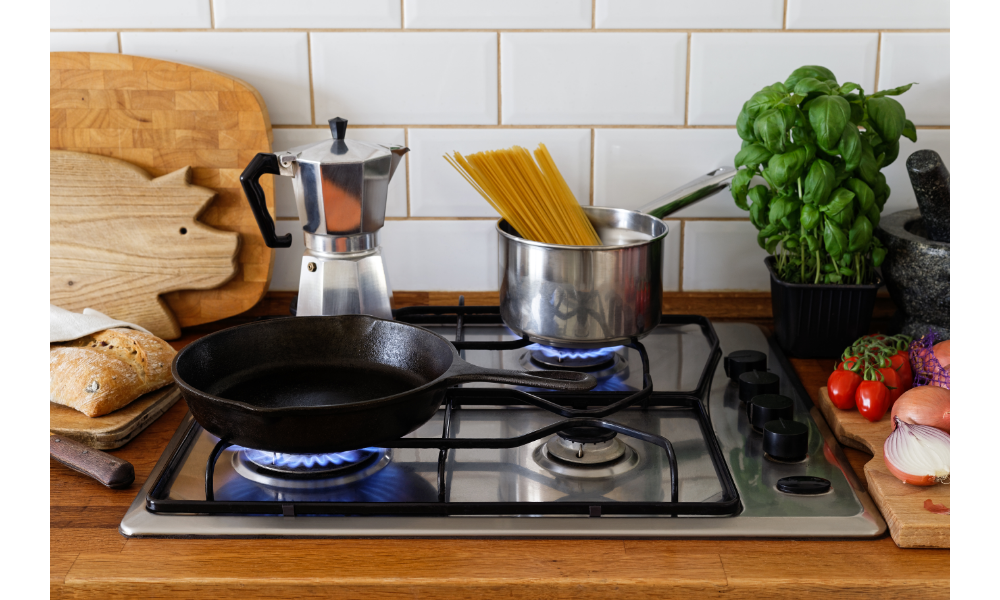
50,435,135,489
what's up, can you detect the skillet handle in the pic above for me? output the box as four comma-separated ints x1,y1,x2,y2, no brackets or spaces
443,358,596,391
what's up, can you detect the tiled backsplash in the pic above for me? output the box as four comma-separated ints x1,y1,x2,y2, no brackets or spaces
51,1,950,294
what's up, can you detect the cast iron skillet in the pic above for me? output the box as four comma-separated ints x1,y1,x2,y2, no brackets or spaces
173,315,596,454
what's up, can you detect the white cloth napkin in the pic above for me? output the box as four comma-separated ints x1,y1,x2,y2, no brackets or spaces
50,305,151,343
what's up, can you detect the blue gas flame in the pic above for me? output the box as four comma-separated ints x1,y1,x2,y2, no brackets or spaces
528,344,622,362
241,447,380,470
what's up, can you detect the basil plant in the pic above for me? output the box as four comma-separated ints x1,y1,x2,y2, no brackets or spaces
731,65,916,284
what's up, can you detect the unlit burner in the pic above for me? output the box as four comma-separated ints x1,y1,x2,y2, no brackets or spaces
527,344,623,371
233,447,391,489
533,435,639,479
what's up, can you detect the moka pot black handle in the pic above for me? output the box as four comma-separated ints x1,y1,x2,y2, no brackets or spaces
240,152,292,248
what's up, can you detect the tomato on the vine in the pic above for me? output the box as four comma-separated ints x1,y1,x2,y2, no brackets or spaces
877,365,903,406
890,350,913,393
827,369,862,410
856,380,890,422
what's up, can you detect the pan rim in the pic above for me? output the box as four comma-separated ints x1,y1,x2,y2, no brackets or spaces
172,315,458,415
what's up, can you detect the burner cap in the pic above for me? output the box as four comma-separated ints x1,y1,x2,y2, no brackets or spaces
234,448,391,489
557,426,617,444
533,437,639,479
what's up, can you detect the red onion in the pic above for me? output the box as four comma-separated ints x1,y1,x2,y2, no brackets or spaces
884,417,950,486
890,385,950,432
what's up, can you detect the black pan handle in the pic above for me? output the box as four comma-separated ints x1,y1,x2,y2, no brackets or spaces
240,152,292,248
443,357,596,391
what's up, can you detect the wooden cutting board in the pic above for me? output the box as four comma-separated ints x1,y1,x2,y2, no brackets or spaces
50,385,181,450
50,52,276,336
817,387,949,548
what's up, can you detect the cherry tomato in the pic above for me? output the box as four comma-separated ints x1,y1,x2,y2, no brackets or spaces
855,380,890,422
877,366,903,406
837,356,865,372
890,350,913,393
827,369,862,410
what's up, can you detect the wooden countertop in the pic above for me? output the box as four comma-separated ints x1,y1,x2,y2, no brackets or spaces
51,301,949,599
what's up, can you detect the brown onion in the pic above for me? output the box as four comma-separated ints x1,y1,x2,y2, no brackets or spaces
884,417,950,486
932,340,950,368
891,385,950,432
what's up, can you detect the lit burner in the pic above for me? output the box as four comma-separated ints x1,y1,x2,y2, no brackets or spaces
528,344,622,371
232,447,392,488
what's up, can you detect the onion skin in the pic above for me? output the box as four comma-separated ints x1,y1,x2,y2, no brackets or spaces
932,340,950,368
883,418,950,486
885,457,942,486
890,385,950,432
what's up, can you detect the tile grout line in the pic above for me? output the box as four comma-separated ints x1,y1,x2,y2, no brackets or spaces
678,220,686,292
592,0,596,29
307,32,316,125
497,32,502,125
873,32,883,92
400,0,405,29
404,128,411,217
269,123,951,130
782,0,788,30
209,0,215,29
48,27,951,33
589,129,595,206
684,32,692,126
116,31,122,53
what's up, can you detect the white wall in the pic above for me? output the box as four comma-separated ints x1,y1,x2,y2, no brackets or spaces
51,0,950,293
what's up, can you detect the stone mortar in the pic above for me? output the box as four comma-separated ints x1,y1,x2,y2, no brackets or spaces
875,209,950,340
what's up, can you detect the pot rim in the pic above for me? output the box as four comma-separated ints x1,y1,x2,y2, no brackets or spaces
495,205,668,250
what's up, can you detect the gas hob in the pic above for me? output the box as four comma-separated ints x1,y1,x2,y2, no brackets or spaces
120,307,884,538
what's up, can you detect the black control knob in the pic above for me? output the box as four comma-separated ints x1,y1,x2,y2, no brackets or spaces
724,350,767,383
763,419,809,462
777,475,831,495
749,394,794,432
738,370,779,403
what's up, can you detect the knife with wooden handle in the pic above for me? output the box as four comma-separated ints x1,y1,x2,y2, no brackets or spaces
50,433,135,489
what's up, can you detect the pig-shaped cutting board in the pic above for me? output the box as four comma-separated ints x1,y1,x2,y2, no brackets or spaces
51,150,240,339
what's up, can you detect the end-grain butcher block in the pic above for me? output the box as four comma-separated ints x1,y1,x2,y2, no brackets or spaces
50,52,277,337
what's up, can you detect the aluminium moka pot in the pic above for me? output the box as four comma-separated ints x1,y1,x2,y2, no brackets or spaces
240,117,409,319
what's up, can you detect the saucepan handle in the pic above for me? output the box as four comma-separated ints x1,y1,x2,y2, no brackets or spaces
443,357,597,391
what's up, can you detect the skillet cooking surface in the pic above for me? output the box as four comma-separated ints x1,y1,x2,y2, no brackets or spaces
215,363,428,409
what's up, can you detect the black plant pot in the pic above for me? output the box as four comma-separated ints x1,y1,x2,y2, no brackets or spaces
766,256,882,359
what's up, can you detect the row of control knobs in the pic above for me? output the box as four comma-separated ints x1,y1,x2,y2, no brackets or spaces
724,350,831,495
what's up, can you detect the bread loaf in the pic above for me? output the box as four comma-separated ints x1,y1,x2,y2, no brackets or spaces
50,328,176,417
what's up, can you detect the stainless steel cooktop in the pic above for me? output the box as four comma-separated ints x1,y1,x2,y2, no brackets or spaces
120,316,884,538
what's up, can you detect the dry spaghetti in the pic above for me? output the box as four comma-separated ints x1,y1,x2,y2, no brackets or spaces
444,144,602,246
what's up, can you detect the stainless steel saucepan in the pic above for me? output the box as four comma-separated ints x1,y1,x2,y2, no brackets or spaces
498,167,737,348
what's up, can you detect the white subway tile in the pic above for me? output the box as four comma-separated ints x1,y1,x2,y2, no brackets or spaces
596,0,783,29
312,33,497,125
121,32,311,125
682,221,771,291
878,33,950,126
269,220,307,292
271,128,407,220
595,129,754,218
51,0,211,29
404,0,591,29
501,33,687,125
215,0,400,29
787,0,950,29
882,129,949,216
381,220,499,291
408,128,591,217
689,33,878,125
661,220,682,292
50,32,118,53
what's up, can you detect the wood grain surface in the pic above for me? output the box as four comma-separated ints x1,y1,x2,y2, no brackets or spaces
817,387,950,549
50,52,275,332
51,151,239,338
50,385,181,450
50,312,949,599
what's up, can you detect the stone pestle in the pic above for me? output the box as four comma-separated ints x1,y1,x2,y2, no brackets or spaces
906,149,950,243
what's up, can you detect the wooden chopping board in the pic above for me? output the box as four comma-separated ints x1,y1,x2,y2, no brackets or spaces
817,387,949,548
50,52,276,336
50,385,181,450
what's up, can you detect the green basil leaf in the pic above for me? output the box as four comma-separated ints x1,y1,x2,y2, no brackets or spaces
800,204,820,230
802,233,819,252
765,146,808,189
808,95,852,152
785,65,838,89
754,108,787,154
839,266,855,276
845,178,875,214
734,144,773,169
857,138,879,187
872,246,887,267
765,236,782,254
768,196,791,224
874,139,900,167
902,119,918,143
782,208,801,231
866,203,880,230
793,77,833,95
746,89,784,120
823,219,847,259
866,96,906,143
730,168,754,210
747,185,771,229
838,82,860,95
838,125,862,171
848,214,873,252
872,82,914,97
736,102,755,142
826,273,843,284
802,159,836,205
823,263,837,273
784,236,799,250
